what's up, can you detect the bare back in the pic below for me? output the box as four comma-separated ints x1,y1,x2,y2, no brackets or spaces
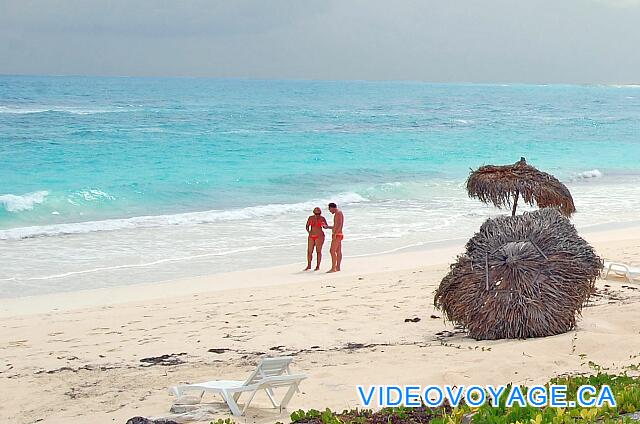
332,210,344,235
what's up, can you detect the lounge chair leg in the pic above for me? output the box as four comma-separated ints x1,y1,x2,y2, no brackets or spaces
265,388,279,408
242,389,259,415
279,383,299,409
221,390,243,416
287,366,301,393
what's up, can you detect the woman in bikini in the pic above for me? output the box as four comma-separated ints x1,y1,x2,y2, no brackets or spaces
305,207,328,271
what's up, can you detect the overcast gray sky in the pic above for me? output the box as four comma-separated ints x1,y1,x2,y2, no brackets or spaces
1,0,639,83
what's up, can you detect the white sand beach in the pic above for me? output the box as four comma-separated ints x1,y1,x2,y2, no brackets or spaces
1,224,639,424
4,3,640,423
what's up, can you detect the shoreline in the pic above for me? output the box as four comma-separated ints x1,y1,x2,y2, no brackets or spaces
1,223,639,423
2,220,638,318
0,241,465,318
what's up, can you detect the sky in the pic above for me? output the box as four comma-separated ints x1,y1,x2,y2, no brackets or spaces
1,0,640,83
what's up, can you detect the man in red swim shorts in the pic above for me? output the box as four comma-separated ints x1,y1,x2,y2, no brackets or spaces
324,202,344,273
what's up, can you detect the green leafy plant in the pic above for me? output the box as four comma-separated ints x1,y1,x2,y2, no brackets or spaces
210,419,235,424
289,370,640,424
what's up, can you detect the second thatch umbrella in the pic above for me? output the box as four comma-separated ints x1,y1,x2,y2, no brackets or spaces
433,208,602,340
466,157,576,217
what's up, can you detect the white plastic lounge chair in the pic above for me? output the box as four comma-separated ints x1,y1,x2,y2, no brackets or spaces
602,261,640,283
169,356,306,416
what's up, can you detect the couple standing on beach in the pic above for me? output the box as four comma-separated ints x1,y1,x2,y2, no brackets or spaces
305,202,344,273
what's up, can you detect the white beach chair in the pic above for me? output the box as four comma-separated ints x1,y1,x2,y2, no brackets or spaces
602,261,640,283
169,356,306,416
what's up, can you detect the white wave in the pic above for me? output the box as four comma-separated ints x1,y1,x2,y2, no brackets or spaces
0,191,49,212
74,189,115,201
572,169,603,180
21,241,307,281
0,105,130,115
0,191,368,240
344,236,467,259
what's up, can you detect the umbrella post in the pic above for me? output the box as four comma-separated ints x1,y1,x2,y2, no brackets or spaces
512,190,519,216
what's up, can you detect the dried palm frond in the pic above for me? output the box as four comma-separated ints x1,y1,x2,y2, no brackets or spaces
466,157,575,217
434,208,602,340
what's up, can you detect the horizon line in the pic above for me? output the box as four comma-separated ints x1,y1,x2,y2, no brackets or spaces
1,72,639,88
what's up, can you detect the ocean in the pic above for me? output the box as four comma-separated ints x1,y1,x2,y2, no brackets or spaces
1,76,639,297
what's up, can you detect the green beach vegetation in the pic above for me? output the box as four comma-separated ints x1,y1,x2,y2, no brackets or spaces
206,371,640,424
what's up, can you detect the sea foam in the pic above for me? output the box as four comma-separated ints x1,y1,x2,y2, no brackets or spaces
573,169,603,180
0,105,131,115
0,191,368,240
0,191,49,212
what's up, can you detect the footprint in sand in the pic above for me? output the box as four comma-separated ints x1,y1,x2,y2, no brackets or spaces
50,338,80,343
315,298,337,303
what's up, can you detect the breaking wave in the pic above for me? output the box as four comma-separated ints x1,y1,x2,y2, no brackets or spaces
0,191,368,240
0,191,49,213
0,105,132,115
572,169,603,181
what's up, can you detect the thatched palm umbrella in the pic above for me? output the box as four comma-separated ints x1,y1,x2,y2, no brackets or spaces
466,157,576,217
433,208,602,340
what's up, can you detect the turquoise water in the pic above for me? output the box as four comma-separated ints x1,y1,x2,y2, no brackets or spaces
1,76,639,296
